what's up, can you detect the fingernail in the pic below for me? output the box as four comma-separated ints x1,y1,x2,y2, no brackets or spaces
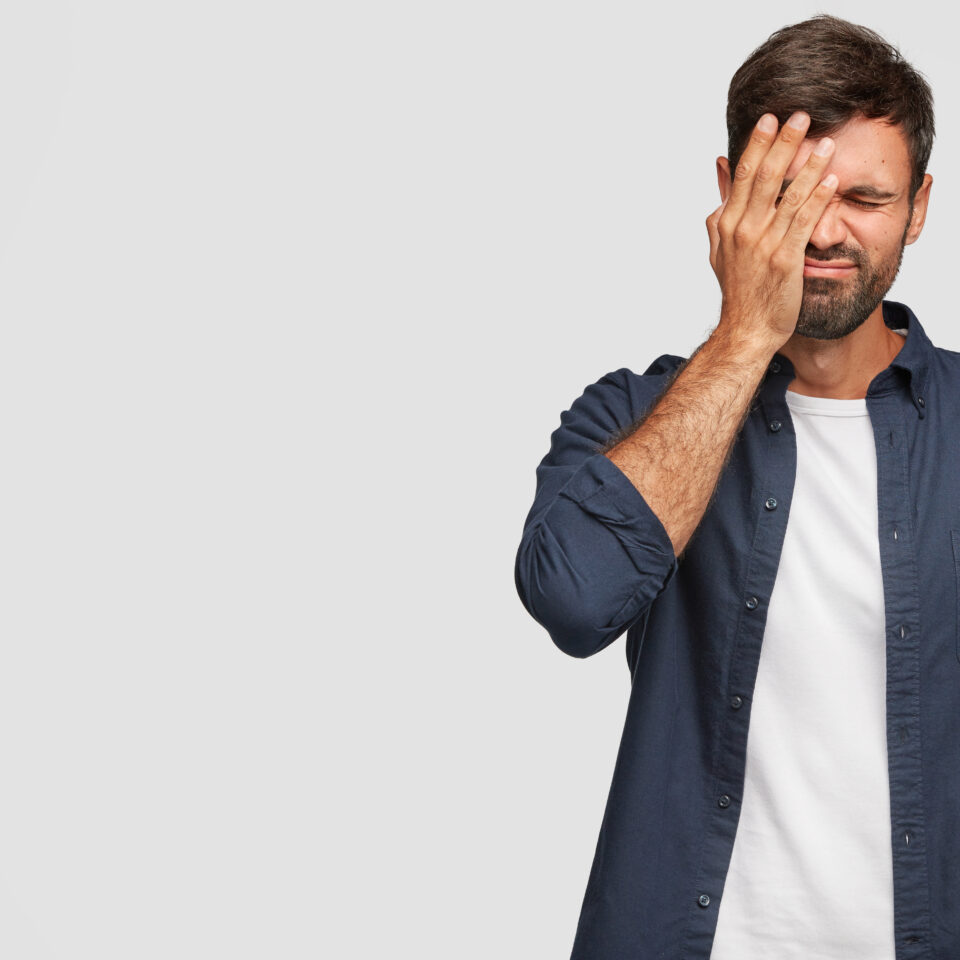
758,114,777,133
814,137,834,156
788,111,809,129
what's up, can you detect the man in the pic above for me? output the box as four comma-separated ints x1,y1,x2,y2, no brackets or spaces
513,14,953,959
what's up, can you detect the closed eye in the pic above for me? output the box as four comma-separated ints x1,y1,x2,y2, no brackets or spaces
775,196,886,209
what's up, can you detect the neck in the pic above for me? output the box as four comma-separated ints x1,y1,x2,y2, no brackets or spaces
779,304,905,400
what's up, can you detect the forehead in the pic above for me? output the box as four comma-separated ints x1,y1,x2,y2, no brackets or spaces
783,114,911,191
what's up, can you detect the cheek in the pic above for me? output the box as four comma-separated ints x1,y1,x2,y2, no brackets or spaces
855,222,905,268
868,217,907,251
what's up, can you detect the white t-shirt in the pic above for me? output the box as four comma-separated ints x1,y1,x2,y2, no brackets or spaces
709,329,907,960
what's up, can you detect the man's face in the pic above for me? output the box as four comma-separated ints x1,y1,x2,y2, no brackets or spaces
776,115,929,340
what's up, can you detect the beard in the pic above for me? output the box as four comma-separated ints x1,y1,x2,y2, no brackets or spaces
794,214,912,341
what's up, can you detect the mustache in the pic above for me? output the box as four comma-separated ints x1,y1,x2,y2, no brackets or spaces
805,250,861,265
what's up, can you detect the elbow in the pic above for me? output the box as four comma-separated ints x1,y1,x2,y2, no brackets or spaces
549,618,621,661
514,527,661,659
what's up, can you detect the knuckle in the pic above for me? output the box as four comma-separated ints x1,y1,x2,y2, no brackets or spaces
793,209,811,230
770,248,792,272
754,163,774,184
732,223,751,244
781,188,802,208
733,160,753,182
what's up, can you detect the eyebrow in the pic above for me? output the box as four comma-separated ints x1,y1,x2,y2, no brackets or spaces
779,178,898,201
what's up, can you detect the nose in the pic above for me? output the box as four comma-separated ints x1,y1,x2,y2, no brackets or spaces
807,196,847,250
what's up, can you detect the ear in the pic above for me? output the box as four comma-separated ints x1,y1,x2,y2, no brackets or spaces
904,173,933,246
717,157,733,203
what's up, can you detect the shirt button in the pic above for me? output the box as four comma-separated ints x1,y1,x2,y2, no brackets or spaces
770,360,781,373
698,894,711,907
745,596,759,610
718,795,731,808
917,396,925,407
764,497,778,510
730,695,743,709
769,419,782,432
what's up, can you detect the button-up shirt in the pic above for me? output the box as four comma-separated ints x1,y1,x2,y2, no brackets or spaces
513,300,956,959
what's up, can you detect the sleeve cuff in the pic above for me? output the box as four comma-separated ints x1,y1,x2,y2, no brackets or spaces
559,452,678,567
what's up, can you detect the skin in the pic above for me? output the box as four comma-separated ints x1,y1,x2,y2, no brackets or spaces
604,112,931,558
605,113,847,557
715,114,933,399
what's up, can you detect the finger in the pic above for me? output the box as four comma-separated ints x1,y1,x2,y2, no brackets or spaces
738,111,812,227
719,113,781,227
777,172,840,255
767,137,836,246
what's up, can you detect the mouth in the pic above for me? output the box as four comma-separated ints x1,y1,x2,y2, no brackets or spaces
803,259,857,278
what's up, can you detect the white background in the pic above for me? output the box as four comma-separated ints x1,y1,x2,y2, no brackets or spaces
1,2,954,957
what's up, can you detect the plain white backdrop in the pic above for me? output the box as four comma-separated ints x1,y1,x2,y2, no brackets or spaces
1,1,955,957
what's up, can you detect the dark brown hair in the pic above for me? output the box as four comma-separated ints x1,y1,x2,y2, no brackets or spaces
727,15,935,204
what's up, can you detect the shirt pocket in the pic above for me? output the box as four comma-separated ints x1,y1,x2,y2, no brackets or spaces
952,530,960,664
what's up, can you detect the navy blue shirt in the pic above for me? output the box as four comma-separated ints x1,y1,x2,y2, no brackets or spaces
514,300,960,958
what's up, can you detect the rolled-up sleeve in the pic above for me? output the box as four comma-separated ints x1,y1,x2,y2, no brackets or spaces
514,363,682,659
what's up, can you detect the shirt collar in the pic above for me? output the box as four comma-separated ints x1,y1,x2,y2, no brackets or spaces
769,299,932,419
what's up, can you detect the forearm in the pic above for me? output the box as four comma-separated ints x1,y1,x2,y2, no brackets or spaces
514,365,685,658
602,322,779,558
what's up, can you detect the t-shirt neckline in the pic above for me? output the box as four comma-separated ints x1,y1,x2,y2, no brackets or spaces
783,327,907,416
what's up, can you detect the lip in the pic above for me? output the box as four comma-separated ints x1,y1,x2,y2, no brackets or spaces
803,259,857,277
